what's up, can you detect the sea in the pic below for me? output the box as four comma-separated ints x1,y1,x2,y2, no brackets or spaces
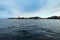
0,19,60,40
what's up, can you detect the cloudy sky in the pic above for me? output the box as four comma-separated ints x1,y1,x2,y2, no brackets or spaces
0,0,60,18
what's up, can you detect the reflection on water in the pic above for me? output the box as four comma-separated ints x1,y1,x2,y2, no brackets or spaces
0,19,60,40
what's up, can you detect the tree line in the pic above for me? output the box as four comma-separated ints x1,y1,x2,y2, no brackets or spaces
8,16,60,19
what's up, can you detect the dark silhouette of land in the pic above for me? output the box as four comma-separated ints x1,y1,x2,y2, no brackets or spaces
8,16,60,19
47,16,60,19
8,17,42,19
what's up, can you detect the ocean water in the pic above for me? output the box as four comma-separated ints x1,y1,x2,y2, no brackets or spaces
0,19,60,40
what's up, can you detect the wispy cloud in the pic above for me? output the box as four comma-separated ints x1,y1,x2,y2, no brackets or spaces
0,0,60,18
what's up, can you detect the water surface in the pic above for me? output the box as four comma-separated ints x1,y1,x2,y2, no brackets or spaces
0,19,60,40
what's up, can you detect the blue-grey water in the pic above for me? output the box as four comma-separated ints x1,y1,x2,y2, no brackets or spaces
0,19,60,40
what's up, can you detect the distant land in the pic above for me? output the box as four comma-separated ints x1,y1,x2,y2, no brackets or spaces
8,16,41,19
8,16,60,19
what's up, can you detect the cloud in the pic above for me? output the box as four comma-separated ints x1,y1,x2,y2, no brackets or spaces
0,0,60,18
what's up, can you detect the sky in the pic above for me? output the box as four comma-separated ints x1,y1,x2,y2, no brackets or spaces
0,0,60,18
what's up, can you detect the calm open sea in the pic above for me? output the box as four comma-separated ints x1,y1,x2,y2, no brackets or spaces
0,19,60,40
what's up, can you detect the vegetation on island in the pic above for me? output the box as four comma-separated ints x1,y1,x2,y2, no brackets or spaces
8,16,60,19
8,16,41,19
47,16,60,19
